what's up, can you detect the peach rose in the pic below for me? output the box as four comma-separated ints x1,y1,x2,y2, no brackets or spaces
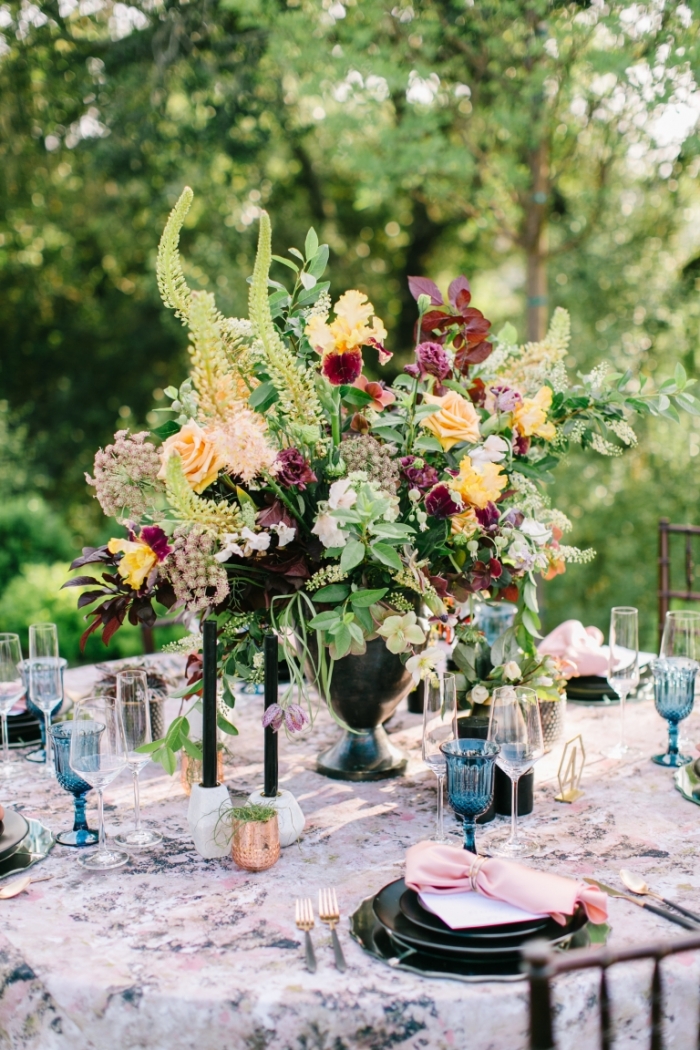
158,420,226,494
420,390,481,451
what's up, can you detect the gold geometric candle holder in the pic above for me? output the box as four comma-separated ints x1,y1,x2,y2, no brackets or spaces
554,734,586,803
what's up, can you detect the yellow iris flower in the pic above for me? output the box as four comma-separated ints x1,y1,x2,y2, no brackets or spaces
512,386,556,441
452,456,508,510
107,538,159,590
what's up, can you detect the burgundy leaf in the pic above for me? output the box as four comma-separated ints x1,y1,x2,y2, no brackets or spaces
79,616,102,652
454,340,493,374
448,276,471,309
62,575,103,589
77,590,110,609
155,581,177,609
408,276,443,305
257,499,295,529
102,616,124,646
70,546,113,569
453,287,473,315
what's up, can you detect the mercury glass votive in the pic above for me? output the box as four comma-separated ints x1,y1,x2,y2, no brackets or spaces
652,659,698,767
441,738,499,854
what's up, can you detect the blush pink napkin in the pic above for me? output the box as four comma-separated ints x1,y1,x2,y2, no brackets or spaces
537,619,608,677
405,841,608,926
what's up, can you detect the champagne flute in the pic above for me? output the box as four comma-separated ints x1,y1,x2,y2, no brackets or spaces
485,685,544,858
606,607,639,759
114,670,162,849
421,673,457,843
28,623,63,776
0,634,24,779
70,695,129,870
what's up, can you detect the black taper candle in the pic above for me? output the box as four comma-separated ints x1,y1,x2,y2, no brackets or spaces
263,632,279,798
201,619,218,788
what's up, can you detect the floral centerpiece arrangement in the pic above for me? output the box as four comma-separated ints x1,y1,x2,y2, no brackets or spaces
68,187,698,770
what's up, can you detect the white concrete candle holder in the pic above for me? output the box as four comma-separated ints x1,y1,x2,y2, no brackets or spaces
247,788,305,848
188,783,231,859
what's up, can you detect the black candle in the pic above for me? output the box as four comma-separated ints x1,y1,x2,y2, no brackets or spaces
263,632,279,798
201,619,218,788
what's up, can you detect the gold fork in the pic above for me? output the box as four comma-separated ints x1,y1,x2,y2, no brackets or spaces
295,897,317,973
318,887,347,972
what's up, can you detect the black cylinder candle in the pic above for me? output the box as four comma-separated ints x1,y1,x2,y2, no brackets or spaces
263,632,279,798
201,619,218,788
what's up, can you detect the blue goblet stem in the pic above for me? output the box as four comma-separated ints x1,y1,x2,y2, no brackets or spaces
462,816,477,853
667,720,680,764
73,792,90,835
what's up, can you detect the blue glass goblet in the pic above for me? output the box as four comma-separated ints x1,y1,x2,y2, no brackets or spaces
652,659,698,767
441,738,499,854
19,658,66,764
50,722,99,847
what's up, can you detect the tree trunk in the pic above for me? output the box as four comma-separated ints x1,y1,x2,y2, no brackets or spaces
524,141,549,343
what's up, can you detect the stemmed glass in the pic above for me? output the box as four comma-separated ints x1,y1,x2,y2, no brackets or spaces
114,670,162,849
69,695,129,870
0,634,24,779
28,623,63,776
441,739,499,854
486,685,544,858
652,610,700,767
606,607,639,759
50,722,99,846
421,673,457,843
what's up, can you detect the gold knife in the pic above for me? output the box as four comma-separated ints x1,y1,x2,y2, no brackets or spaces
584,878,699,931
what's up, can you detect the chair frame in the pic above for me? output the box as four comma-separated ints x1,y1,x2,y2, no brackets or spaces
523,933,700,1050
658,518,700,643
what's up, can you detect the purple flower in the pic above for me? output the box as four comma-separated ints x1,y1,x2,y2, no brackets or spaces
489,385,522,413
502,508,524,528
425,483,462,519
285,704,309,733
415,341,451,381
512,433,530,456
400,455,439,492
475,502,500,532
140,525,172,562
403,363,421,379
262,703,285,732
273,448,317,491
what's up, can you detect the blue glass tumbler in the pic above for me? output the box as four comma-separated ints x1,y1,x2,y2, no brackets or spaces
652,659,698,767
441,738,499,854
50,722,99,846
19,658,66,763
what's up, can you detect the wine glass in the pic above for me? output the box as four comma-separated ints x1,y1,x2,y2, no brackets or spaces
652,610,700,767
28,623,63,776
485,685,544,858
69,695,129,870
0,634,24,779
421,673,457,843
50,722,99,846
441,738,499,854
114,670,162,849
606,607,639,759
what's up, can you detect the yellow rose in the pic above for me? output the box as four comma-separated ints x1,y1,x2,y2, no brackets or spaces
421,390,481,451
512,386,556,441
453,456,508,509
107,538,158,590
158,420,226,494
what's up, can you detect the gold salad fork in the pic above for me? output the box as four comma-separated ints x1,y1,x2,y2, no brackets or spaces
318,887,347,972
295,897,317,972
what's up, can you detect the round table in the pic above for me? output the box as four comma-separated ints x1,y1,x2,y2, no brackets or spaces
1,656,700,1050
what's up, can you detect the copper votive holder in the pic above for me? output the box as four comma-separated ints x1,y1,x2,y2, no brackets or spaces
181,750,224,796
232,815,280,872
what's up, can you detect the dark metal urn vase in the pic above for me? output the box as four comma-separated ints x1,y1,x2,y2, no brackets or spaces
312,639,413,781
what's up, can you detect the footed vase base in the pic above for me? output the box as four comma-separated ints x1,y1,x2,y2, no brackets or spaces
317,726,408,782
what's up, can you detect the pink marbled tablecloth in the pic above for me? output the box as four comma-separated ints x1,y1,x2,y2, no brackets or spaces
2,656,700,1050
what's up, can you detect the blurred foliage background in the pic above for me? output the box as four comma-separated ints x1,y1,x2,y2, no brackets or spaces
2,0,700,659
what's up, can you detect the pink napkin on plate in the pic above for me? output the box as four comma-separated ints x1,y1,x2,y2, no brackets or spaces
405,841,608,926
537,619,608,677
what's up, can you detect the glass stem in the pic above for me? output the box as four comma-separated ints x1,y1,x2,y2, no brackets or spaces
619,689,627,751
668,720,679,762
132,771,141,833
43,711,52,770
1,713,9,767
436,772,444,841
97,788,106,856
73,793,89,833
510,774,520,844
462,817,476,853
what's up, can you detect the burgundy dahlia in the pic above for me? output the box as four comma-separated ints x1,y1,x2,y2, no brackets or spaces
425,483,462,519
400,456,439,492
274,448,317,491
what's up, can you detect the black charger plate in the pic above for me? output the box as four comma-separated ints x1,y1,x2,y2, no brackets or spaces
0,809,29,862
374,879,587,961
399,887,551,944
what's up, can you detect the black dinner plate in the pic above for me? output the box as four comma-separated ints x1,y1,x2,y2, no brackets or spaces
373,879,587,961
375,923,523,979
399,888,552,944
566,676,618,702
0,809,29,862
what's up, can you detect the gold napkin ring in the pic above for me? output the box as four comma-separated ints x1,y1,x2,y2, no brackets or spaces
468,856,487,891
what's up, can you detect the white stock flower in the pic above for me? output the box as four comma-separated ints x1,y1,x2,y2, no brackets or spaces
240,527,270,552
503,661,522,681
328,477,357,510
272,522,296,548
469,435,509,467
520,518,551,546
215,527,271,560
311,513,348,549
